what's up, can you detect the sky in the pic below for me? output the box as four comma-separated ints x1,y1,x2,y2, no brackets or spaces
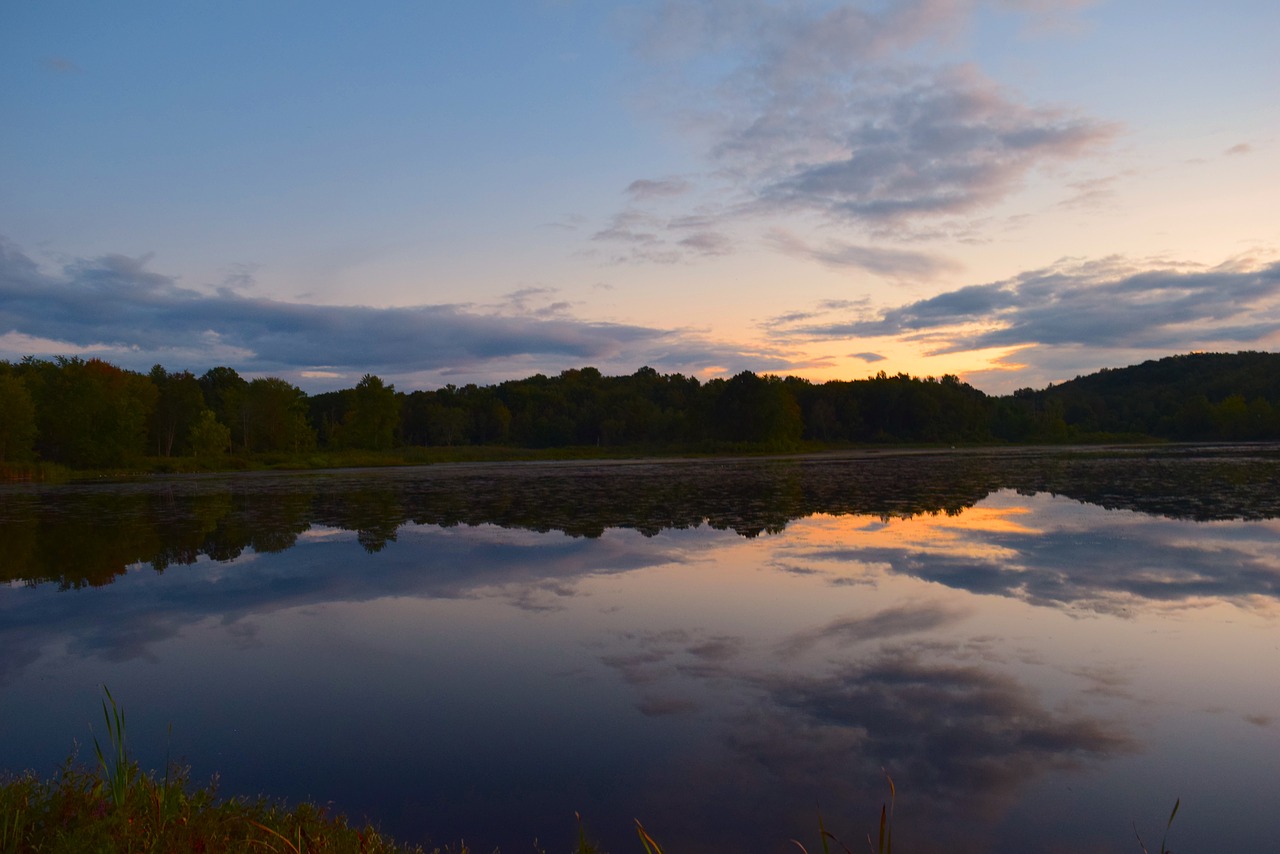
2,0,1278,394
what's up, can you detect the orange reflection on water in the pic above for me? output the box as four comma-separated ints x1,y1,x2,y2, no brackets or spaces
790,501,1040,563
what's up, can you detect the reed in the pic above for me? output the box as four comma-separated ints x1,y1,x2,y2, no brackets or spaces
1135,797,1180,854
91,685,131,809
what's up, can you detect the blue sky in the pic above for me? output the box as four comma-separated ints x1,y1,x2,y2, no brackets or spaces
2,0,1278,392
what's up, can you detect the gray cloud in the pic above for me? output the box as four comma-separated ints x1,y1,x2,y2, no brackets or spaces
677,231,734,255
766,228,961,280
619,0,1117,245
751,65,1116,224
766,650,1135,804
778,602,972,658
772,256,1280,382
799,495,1280,613
0,238,798,387
625,177,693,199
590,208,735,264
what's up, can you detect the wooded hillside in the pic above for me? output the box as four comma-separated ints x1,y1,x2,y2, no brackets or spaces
2,351,1277,469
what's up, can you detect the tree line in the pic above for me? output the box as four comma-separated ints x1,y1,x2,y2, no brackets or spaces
2,351,1279,468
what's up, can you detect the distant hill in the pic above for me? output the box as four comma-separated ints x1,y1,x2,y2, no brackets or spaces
1010,351,1280,441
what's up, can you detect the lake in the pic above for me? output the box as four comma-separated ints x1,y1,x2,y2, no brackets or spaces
2,446,1278,852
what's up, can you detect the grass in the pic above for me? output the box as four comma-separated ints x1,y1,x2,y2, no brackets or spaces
0,756,436,854
1135,797,1180,854
0,688,437,853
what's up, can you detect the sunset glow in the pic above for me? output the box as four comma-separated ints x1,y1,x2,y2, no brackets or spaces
3,2,1277,393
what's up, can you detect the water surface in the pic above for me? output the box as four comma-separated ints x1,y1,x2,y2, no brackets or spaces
2,447,1278,852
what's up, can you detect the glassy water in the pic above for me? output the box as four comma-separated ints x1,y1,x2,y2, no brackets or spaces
2,447,1279,852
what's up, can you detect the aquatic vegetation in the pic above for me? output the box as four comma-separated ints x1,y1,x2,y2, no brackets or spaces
789,771,893,854
1135,797,1180,854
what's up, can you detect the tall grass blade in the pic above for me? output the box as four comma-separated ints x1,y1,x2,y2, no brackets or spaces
247,818,303,854
91,685,131,809
635,819,665,854
1134,797,1179,854
574,811,594,854
1159,797,1179,854
869,769,894,854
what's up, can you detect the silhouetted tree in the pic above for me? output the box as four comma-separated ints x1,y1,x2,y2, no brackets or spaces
0,369,38,462
199,366,250,449
339,374,401,450
19,356,157,467
242,377,315,453
188,409,232,457
148,365,207,456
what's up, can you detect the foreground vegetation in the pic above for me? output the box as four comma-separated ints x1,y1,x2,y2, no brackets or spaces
0,760,432,854
0,691,428,853
2,690,1183,853
2,351,1279,479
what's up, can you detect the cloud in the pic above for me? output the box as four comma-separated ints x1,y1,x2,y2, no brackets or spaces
1225,142,1253,156
1058,174,1120,209
590,206,734,263
677,231,734,255
625,177,693,199
0,238,797,386
591,210,663,245
770,255,1280,382
765,649,1135,801
798,491,1280,612
851,351,886,362
766,228,961,280
748,64,1116,224
778,602,972,658
616,0,1117,246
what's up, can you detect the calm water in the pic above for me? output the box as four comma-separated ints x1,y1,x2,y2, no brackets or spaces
2,447,1279,852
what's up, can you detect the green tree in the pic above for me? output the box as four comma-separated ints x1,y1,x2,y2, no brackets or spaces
242,377,316,453
199,366,249,450
339,374,401,450
0,370,38,462
704,371,802,448
188,409,232,458
19,357,157,467
148,366,207,456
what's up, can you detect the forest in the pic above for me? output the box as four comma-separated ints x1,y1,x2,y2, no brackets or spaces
1,351,1279,471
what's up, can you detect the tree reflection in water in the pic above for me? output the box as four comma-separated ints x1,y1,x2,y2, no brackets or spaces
1,446,1278,852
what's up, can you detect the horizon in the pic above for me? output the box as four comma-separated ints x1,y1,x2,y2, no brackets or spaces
9,346,1274,400
3,1,1278,396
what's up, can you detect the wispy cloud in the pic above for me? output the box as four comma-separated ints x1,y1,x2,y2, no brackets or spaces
625,177,693,199
778,602,972,658
747,64,1116,224
606,0,1118,263
766,228,961,280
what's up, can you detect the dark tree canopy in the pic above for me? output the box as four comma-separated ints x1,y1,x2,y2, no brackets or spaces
4,351,1280,472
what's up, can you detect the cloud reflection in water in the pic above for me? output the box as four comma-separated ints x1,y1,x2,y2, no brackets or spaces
2,452,1279,851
